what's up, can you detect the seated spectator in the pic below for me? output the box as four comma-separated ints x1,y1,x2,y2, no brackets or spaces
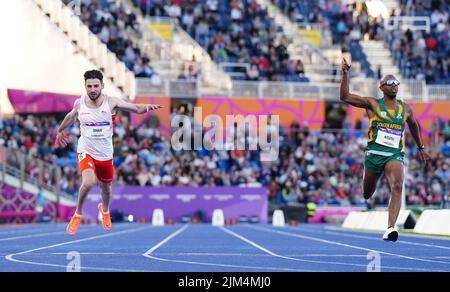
2,113,447,207
132,0,308,82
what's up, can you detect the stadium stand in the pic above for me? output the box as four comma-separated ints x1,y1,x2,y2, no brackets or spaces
131,0,309,82
1,112,448,208
61,0,158,79
385,0,450,84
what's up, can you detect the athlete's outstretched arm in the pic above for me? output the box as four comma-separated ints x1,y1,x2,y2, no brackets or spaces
55,99,80,148
340,58,373,109
406,103,431,162
111,96,163,114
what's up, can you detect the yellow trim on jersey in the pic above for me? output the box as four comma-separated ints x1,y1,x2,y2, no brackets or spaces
376,107,393,122
386,108,398,120
367,116,378,142
403,104,408,124
401,135,405,152
398,103,404,119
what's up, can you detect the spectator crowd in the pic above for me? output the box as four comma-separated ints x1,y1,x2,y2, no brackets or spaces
1,112,448,208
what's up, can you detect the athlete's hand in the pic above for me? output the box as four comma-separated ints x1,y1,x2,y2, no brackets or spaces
147,104,163,111
419,149,431,164
54,131,70,148
342,58,351,74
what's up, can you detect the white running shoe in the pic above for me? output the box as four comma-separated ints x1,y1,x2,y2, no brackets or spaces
382,227,399,242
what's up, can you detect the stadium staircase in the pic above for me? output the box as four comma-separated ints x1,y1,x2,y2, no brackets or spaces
360,40,400,77
254,0,344,83
359,0,400,77
383,0,401,17
33,0,135,99
122,0,231,92
361,0,415,98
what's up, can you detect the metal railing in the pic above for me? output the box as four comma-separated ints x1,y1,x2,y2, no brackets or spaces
427,85,450,101
139,17,231,90
33,0,135,98
0,146,73,201
136,77,449,101
385,16,431,33
218,63,250,79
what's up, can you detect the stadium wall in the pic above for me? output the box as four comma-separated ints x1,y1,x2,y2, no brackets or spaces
197,97,325,130
83,186,268,224
5,89,449,138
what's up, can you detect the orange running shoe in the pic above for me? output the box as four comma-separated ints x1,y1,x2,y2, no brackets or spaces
98,203,112,231
66,213,81,236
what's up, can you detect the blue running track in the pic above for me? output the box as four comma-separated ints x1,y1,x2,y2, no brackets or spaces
1,223,449,272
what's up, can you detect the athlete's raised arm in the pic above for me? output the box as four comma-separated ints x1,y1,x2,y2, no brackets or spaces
340,58,375,109
110,96,163,114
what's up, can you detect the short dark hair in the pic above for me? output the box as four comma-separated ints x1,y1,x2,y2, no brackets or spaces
84,70,103,82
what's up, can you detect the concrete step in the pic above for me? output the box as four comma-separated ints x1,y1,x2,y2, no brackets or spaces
361,45,387,52
385,4,398,10
365,50,392,58
369,63,399,73
380,67,400,76
376,67,399,73
359,38,402,77
368,58,396,66
361,41,386,49
384,1,399,9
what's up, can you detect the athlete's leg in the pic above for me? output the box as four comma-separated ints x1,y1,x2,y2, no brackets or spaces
97,181,112,231
76,168,97,215
384,161,404,229
363,169,382,200
98,181,112,212
95,159,114,231
94,158,114,213
67,168,96,236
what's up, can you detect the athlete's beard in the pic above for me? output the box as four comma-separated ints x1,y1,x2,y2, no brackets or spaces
384,89,397,99
88,92,101,101
386,92,397,99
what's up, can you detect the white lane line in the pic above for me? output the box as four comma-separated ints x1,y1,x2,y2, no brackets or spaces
17,252,443,259
297,227,450,251
0,224,91,234
44,252,368,258
0,223,140,242
0,223,136,236
0,224,134,241
160,253,364,257
324,225,450,241
142,224,190,256
51,252,117,255
246,225,450,266
5,225,154,272
0,229,93,242
220,226,442,271
143,253,316,272
220,227,283,257
0,227,67,236
141,225,320,271
1,261,155,272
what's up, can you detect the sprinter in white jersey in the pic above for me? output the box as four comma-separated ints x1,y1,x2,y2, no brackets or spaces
54,70,162,236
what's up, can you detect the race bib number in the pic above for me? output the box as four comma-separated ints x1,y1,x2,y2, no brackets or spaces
78,152,86,162
375,127,401,148
84,122,111,139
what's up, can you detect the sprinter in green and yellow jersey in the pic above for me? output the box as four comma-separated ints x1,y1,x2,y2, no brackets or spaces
340,58,430,242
